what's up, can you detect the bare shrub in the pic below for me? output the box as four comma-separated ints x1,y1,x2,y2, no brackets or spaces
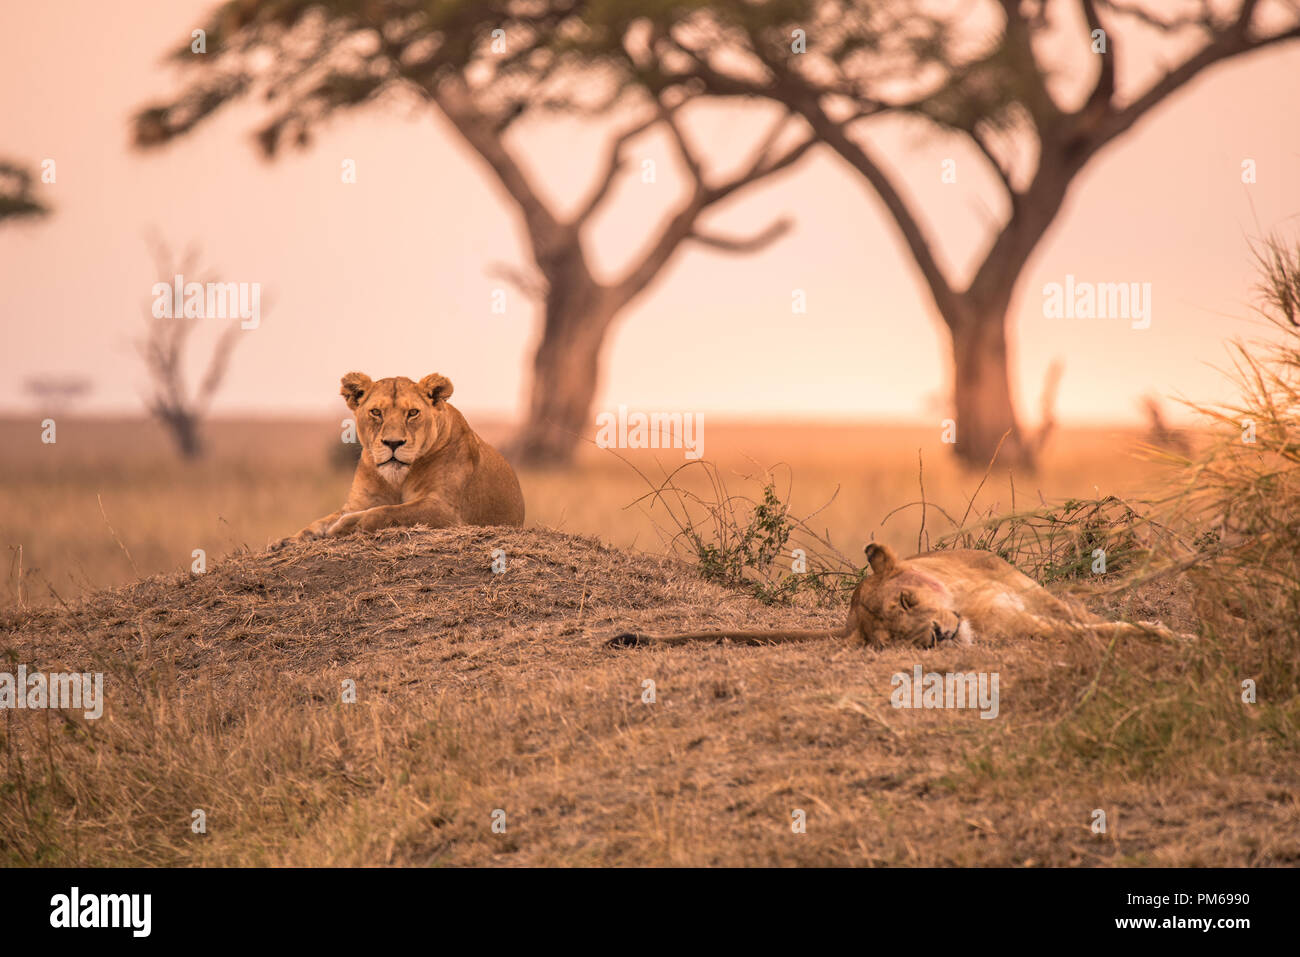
136,238,244,459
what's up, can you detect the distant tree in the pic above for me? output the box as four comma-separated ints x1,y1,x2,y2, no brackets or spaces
578,0,1300,468
1142,395,1191,456
134,1,816,465
137,239,245,459
23,375,92,416
0,159,49,223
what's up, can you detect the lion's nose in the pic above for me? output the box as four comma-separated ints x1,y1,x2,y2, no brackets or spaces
930,622,944,647
382,439,406,451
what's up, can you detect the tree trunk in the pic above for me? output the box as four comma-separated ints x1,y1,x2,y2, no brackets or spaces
171,410,204,460
508,282,613,467
948,308,1032,470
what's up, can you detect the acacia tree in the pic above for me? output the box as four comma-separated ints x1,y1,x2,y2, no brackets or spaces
134,1,815,465
23,376,91,414
589,0,1300,467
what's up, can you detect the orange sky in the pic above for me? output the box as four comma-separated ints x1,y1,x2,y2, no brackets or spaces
3,0,1299,426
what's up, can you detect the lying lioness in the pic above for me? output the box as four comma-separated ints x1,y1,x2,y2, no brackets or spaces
274,372,524,547
610,543,1181,648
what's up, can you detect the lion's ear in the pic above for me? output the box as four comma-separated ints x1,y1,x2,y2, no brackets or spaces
865,543,900,576
340,372,373,410
419,373,454,405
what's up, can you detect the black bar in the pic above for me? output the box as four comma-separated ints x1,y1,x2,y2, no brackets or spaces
2,867,1278,943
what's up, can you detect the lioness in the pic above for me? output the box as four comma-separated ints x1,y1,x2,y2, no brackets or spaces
610,543,1181,648
274,372,524,546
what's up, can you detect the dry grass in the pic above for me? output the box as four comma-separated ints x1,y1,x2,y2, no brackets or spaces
1159,235,1300,693
2,398,1297,865
2,521,1297,866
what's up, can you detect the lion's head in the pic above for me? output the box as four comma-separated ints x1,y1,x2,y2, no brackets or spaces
340,372,455,485
856,543,969,647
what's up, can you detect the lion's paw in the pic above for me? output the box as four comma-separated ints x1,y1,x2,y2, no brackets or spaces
325,512,361,537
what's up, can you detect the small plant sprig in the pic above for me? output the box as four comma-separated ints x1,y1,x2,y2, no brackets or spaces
621,458,860,605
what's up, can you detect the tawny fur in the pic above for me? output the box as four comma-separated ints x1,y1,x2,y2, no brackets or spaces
611,543,1183,649
274,372,524,547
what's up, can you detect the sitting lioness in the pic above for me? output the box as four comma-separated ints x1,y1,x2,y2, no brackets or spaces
611,543,1181,648
274,371,524,546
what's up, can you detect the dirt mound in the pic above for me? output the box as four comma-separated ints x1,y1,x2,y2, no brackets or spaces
4,525,840,686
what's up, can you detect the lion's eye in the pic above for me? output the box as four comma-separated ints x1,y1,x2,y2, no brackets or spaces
369,409,382,419
407,408,419,418
899,592,917,611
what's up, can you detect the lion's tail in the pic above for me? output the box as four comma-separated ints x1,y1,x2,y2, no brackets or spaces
607,628,844,649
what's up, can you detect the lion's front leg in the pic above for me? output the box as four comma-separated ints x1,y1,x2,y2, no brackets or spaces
269,511,343,550
325,498,463,537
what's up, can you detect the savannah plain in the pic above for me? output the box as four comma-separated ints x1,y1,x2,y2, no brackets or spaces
1,416,1166,606
4,413,1296,866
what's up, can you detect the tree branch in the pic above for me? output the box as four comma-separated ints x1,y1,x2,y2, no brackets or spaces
970,122,1017,201
791,98,961,323
571,112,658,226
609,112,813,307
197,324,243,411
702,130,816,205
1080,0,1116,121
1087,16,1300,154
995,0,1063,131
1096,0,1218,32
487,261,549,302
431,76,564,244
656,98,705,187
689,216,793,253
